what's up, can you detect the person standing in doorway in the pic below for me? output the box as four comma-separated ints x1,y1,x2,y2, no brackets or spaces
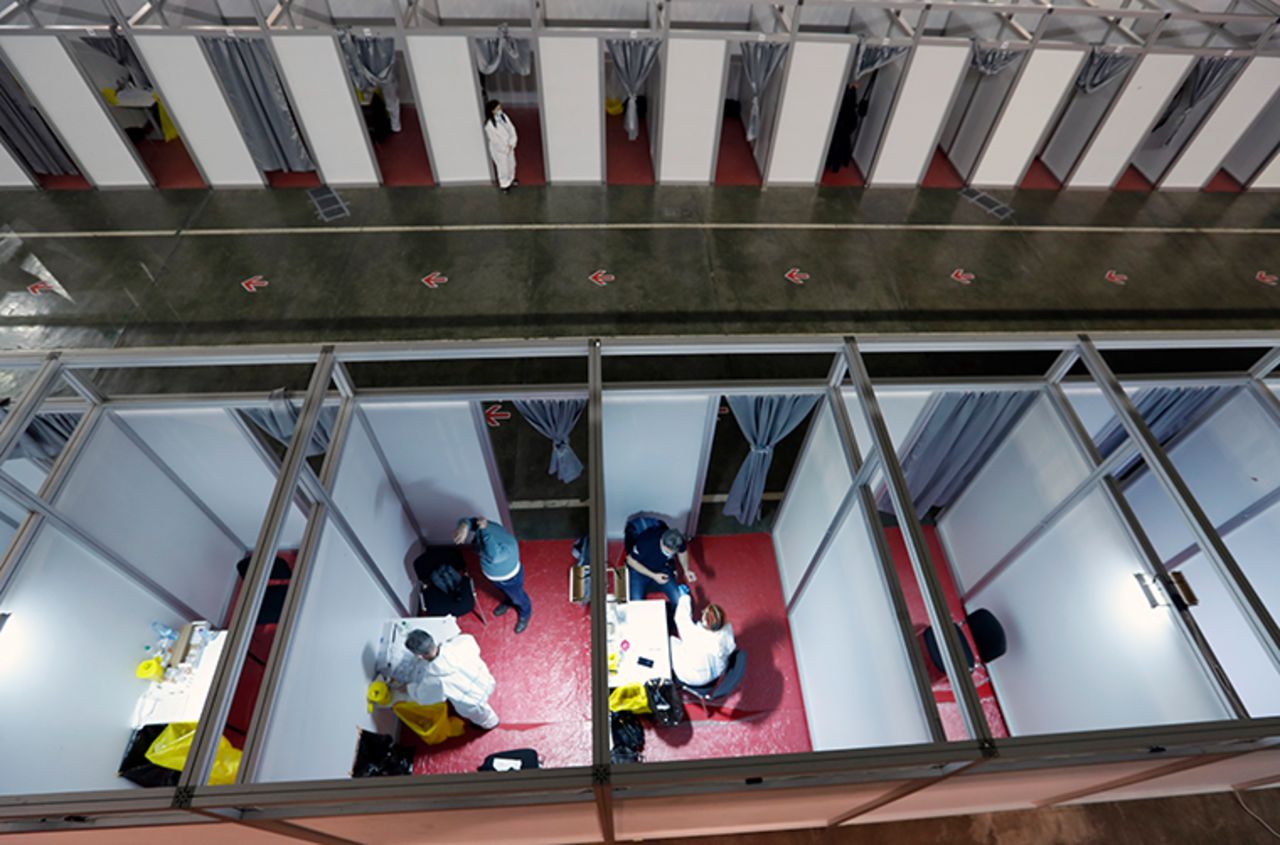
454,516,532,633
484,99,518,192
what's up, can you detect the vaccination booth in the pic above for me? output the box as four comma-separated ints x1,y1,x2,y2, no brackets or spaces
5,335,1280,841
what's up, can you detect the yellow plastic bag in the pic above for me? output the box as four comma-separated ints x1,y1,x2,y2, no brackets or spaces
608,683,651,714
393,701,464,746
144,722,242,786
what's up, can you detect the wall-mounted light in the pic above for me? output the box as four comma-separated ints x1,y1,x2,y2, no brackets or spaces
1135,572,1198,610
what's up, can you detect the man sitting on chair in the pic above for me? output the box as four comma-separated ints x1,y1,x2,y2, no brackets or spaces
670,587,735,687
625,524,697,604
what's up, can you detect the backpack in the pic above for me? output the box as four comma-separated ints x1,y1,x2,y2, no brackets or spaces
644,679,685,728
430,564,464,596
610,711,645,764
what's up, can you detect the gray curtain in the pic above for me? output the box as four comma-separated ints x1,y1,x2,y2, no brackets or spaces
740,42,788,143
202,37,314,173
855,43,909,80
240,388,337,458
1076,48,1134,94
338,30,400,132
475,24,533,76
0,67,76,176
1095,386,1233,460
971,42,1020,77
0,400,80,466
1147,57,1245,149
606,38,661,141
83,32,150,89
512,399,586,483
724,394,818,526
888,392,1036,516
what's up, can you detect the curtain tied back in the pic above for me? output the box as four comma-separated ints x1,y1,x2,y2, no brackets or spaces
605,38,661,141
740,42,788,144
724,394,818,526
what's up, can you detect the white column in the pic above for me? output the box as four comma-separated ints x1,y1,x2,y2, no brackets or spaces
764,41,853,185
657,38,728,184
869,43,971,187
538,36,603,183
406,35,490,185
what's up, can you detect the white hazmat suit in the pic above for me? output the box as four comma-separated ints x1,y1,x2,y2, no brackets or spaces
403,634,500,729
484,111,518,189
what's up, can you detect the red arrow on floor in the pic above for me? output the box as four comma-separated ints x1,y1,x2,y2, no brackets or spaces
589,269,614,287
241,275,268,293
784,267,809,285
950,268,975,285
26,282,52,296
1105,269,1128,286
421,271,448,289
484,404,512,428
1256,271,1278,287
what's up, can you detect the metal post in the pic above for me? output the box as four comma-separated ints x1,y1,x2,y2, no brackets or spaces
0,355,62,466
179,348,335,791
587,338,614,842
843,338,993,747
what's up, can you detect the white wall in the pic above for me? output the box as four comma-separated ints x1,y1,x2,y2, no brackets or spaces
0,523,186,795
332,413,418,602
538,37,602,183
271,35,379,186
853,60,906,175
869,43,970,186
1069,53,1194,189
0,137,30,187
254,515,398,782
842,388,935,459
361,401,502,543
978,489,1231,735
971,48,1087,188
602,393,713,537
133,34,263,187
764,41,852,185
115,407,307,550
938,397,1091,593
54,415,243,621
406,35,490,184
0,36,149,187
1252,144,1280,189
1222,89,1280,185
657,39,726,183
1162,57,1280,190
790,501,934,751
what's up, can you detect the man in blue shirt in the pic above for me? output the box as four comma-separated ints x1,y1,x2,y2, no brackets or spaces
454,516,532,633
625,524,697,604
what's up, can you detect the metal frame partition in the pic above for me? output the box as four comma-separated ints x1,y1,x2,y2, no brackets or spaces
5,334,1280,840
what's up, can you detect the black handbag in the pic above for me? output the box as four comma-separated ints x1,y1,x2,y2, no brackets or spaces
644,679,685,727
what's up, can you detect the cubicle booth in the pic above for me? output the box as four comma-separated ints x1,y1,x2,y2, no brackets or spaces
474,29,549,186
604,38,661,185
1219,87,1280,192
714,39,789,186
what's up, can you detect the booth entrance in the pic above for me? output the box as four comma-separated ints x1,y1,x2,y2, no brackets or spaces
924,47,1025,189
1032,47,1137,190
340,35,434,187
0,60,87,189
714,42,787,187
604,40,660,185
1217,90,1280,192
845,48,909,188
476,36,546,187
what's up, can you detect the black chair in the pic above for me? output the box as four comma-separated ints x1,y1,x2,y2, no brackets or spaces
922,609,1007,674
679,649,747,718
412,546,485,624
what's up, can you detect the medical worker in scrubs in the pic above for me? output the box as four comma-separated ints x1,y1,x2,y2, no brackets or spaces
484,99,518,192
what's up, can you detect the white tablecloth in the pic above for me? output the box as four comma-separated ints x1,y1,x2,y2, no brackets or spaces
608,600,672,689
130,631,227,729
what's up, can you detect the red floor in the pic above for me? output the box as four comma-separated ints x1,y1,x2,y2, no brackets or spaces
1019,157,1062,191
820,160,865,187
503,106,546,187
265,170,322,189
1203,168,1244,193
921,147,965,189
373,105,434,187
135,138,206,189
1114,163,1154,192
714,113,762,187
881,526,1009,742
605,113,654,185
36,173,91,190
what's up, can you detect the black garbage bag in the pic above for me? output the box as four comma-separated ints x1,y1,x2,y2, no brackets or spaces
118,724,181,788
610,711,645,764
479,748,540,771
644,679,685,728
352,730,414,778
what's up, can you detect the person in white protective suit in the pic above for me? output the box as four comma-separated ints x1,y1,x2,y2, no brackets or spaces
484,99,518,192
399,628,500,729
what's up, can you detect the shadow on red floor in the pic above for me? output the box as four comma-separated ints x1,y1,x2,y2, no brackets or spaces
881,526,1009,741
821,160,865,187
37,173,91,190
136,138,206,189
1018,157,1062,191
265,170,323,189
1114,164,1154,192
921,147,965,189
714,112,762,187
504,106,546,186
374,105,434,187
606,113,654,185
407,540,591,774
1204,168,1244,193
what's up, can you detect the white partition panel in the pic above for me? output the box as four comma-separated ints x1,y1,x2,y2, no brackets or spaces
842,388,934,458
0,523,186,795
602,393,713,537
116,407,306,549
1253,146,1280,189
971,48,1087,188
938,397,1091,593
255,516,397,782
539,37,602,183
133,35,261,187
790,502,934,751
361,401,502,543
1162,58,1280,190
765,42,852,185
980,489,1230,735
658,39,727,183
0,139,30,187
773,402,852,603
406,35,489,184
332,414,418,601
271,35,378,186
55,416,243,621
1068,53,1194,189
869,44,970,186
0,36,149,187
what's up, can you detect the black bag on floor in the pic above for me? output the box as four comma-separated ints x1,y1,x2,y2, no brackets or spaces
644,679,685,727
479,748,541,772
352,730,414,778
610,711,645,764
118,724,181,788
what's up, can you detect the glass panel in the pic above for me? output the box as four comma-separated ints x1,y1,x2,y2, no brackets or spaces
2,371,89,495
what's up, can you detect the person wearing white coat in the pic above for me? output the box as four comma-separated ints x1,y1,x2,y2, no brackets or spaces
484,99,518,191
400,628,500,729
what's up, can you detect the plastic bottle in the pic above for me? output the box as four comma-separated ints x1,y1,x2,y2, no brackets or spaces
150,622,177,644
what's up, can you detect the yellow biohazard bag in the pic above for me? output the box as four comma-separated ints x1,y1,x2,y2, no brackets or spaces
608,683,651,714
393,701,465,746
144,722,242,786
